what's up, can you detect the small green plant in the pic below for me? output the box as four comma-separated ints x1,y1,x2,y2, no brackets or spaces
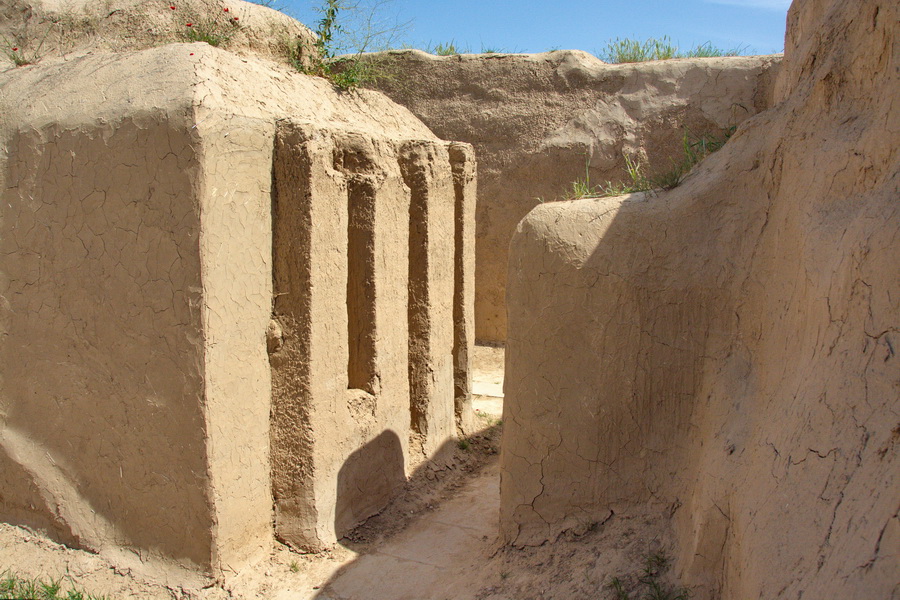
608,576,630,600
681,41,749,58
2,23,51,67
557,125,735,201
556,154,651,201
457,437,471,451
2,43,29,66
0,570,108,600
598,36,676,63
598,36,746,63
298,0,378,90
606,552,690,600
598,153,654,196
430,40,466,55
289,560,300,573
480,415,502,427
173,4,241,47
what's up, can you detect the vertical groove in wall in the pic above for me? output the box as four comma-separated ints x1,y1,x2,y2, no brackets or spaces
449,143,475,430
270,123,317,547
400,145,430,437
346,176,378,395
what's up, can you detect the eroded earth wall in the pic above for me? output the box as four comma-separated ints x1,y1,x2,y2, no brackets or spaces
270,122,476,551
0,46,275,578
501,0,898,598
364,49,782,342
0,114,216,573
1,39,475,576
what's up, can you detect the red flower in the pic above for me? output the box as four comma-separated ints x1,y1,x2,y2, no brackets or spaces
190,52,194,55
223,7,229,11
232,16,238,20
11,47,18,51
186,22,192,26
170,5,175,9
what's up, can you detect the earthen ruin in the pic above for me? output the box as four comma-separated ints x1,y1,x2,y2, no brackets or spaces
0,4,475,576
363,49,782,342
0,0,896,598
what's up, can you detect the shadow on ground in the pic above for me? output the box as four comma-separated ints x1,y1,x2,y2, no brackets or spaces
314,422,502,600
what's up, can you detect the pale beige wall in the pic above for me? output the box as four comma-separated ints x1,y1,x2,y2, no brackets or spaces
450,143,477,434
401,141,457,458
0,54,277,575
270,121,474,551
0,116,215,570
0,40,475,573
195,110,275,570
365,51,782,343
501,0,898,597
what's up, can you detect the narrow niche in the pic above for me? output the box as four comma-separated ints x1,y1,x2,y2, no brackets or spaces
346,175,378,395
401,148,430,436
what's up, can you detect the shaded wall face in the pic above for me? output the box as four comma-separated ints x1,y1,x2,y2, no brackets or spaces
270,121,475,551
0,119,214,568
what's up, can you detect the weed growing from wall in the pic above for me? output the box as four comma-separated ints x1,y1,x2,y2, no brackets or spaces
172,4,242,47
547,126,736,202
1,15,53,67
292,0,379,90
598,36,747,63
431,40,464,55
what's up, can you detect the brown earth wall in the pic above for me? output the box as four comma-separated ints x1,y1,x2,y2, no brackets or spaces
0,41,475,576
364,50,782,342
500,0,898,597
270,121,476,551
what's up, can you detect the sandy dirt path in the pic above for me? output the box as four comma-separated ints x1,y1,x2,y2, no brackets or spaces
318,465,500,600
0,344,677,600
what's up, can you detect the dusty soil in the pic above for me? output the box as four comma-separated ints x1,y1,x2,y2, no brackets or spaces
0,452,675,600
472,344,505,417
0,346,676,599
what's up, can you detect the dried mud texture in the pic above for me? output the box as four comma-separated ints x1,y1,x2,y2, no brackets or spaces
501,0,898,598
0,0,315,69
270,121,475,551
0,41,473,581
363,48,782,342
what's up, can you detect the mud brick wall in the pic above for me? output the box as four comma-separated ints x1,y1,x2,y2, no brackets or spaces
270,120,475,551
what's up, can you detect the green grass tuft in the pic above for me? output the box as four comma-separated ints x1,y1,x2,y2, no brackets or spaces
557,126,736,202
430,40,466,55
0,570,109,600
598,36,747,63
605,552,690,600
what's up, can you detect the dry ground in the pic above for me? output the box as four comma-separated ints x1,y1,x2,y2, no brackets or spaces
0,345,677,600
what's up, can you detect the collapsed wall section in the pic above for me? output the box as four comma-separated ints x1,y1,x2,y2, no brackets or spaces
270,120,475,551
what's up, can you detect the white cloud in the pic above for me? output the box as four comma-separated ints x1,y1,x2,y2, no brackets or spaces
703,0,792,10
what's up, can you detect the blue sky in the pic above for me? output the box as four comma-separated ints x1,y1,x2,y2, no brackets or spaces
277,0,791,56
